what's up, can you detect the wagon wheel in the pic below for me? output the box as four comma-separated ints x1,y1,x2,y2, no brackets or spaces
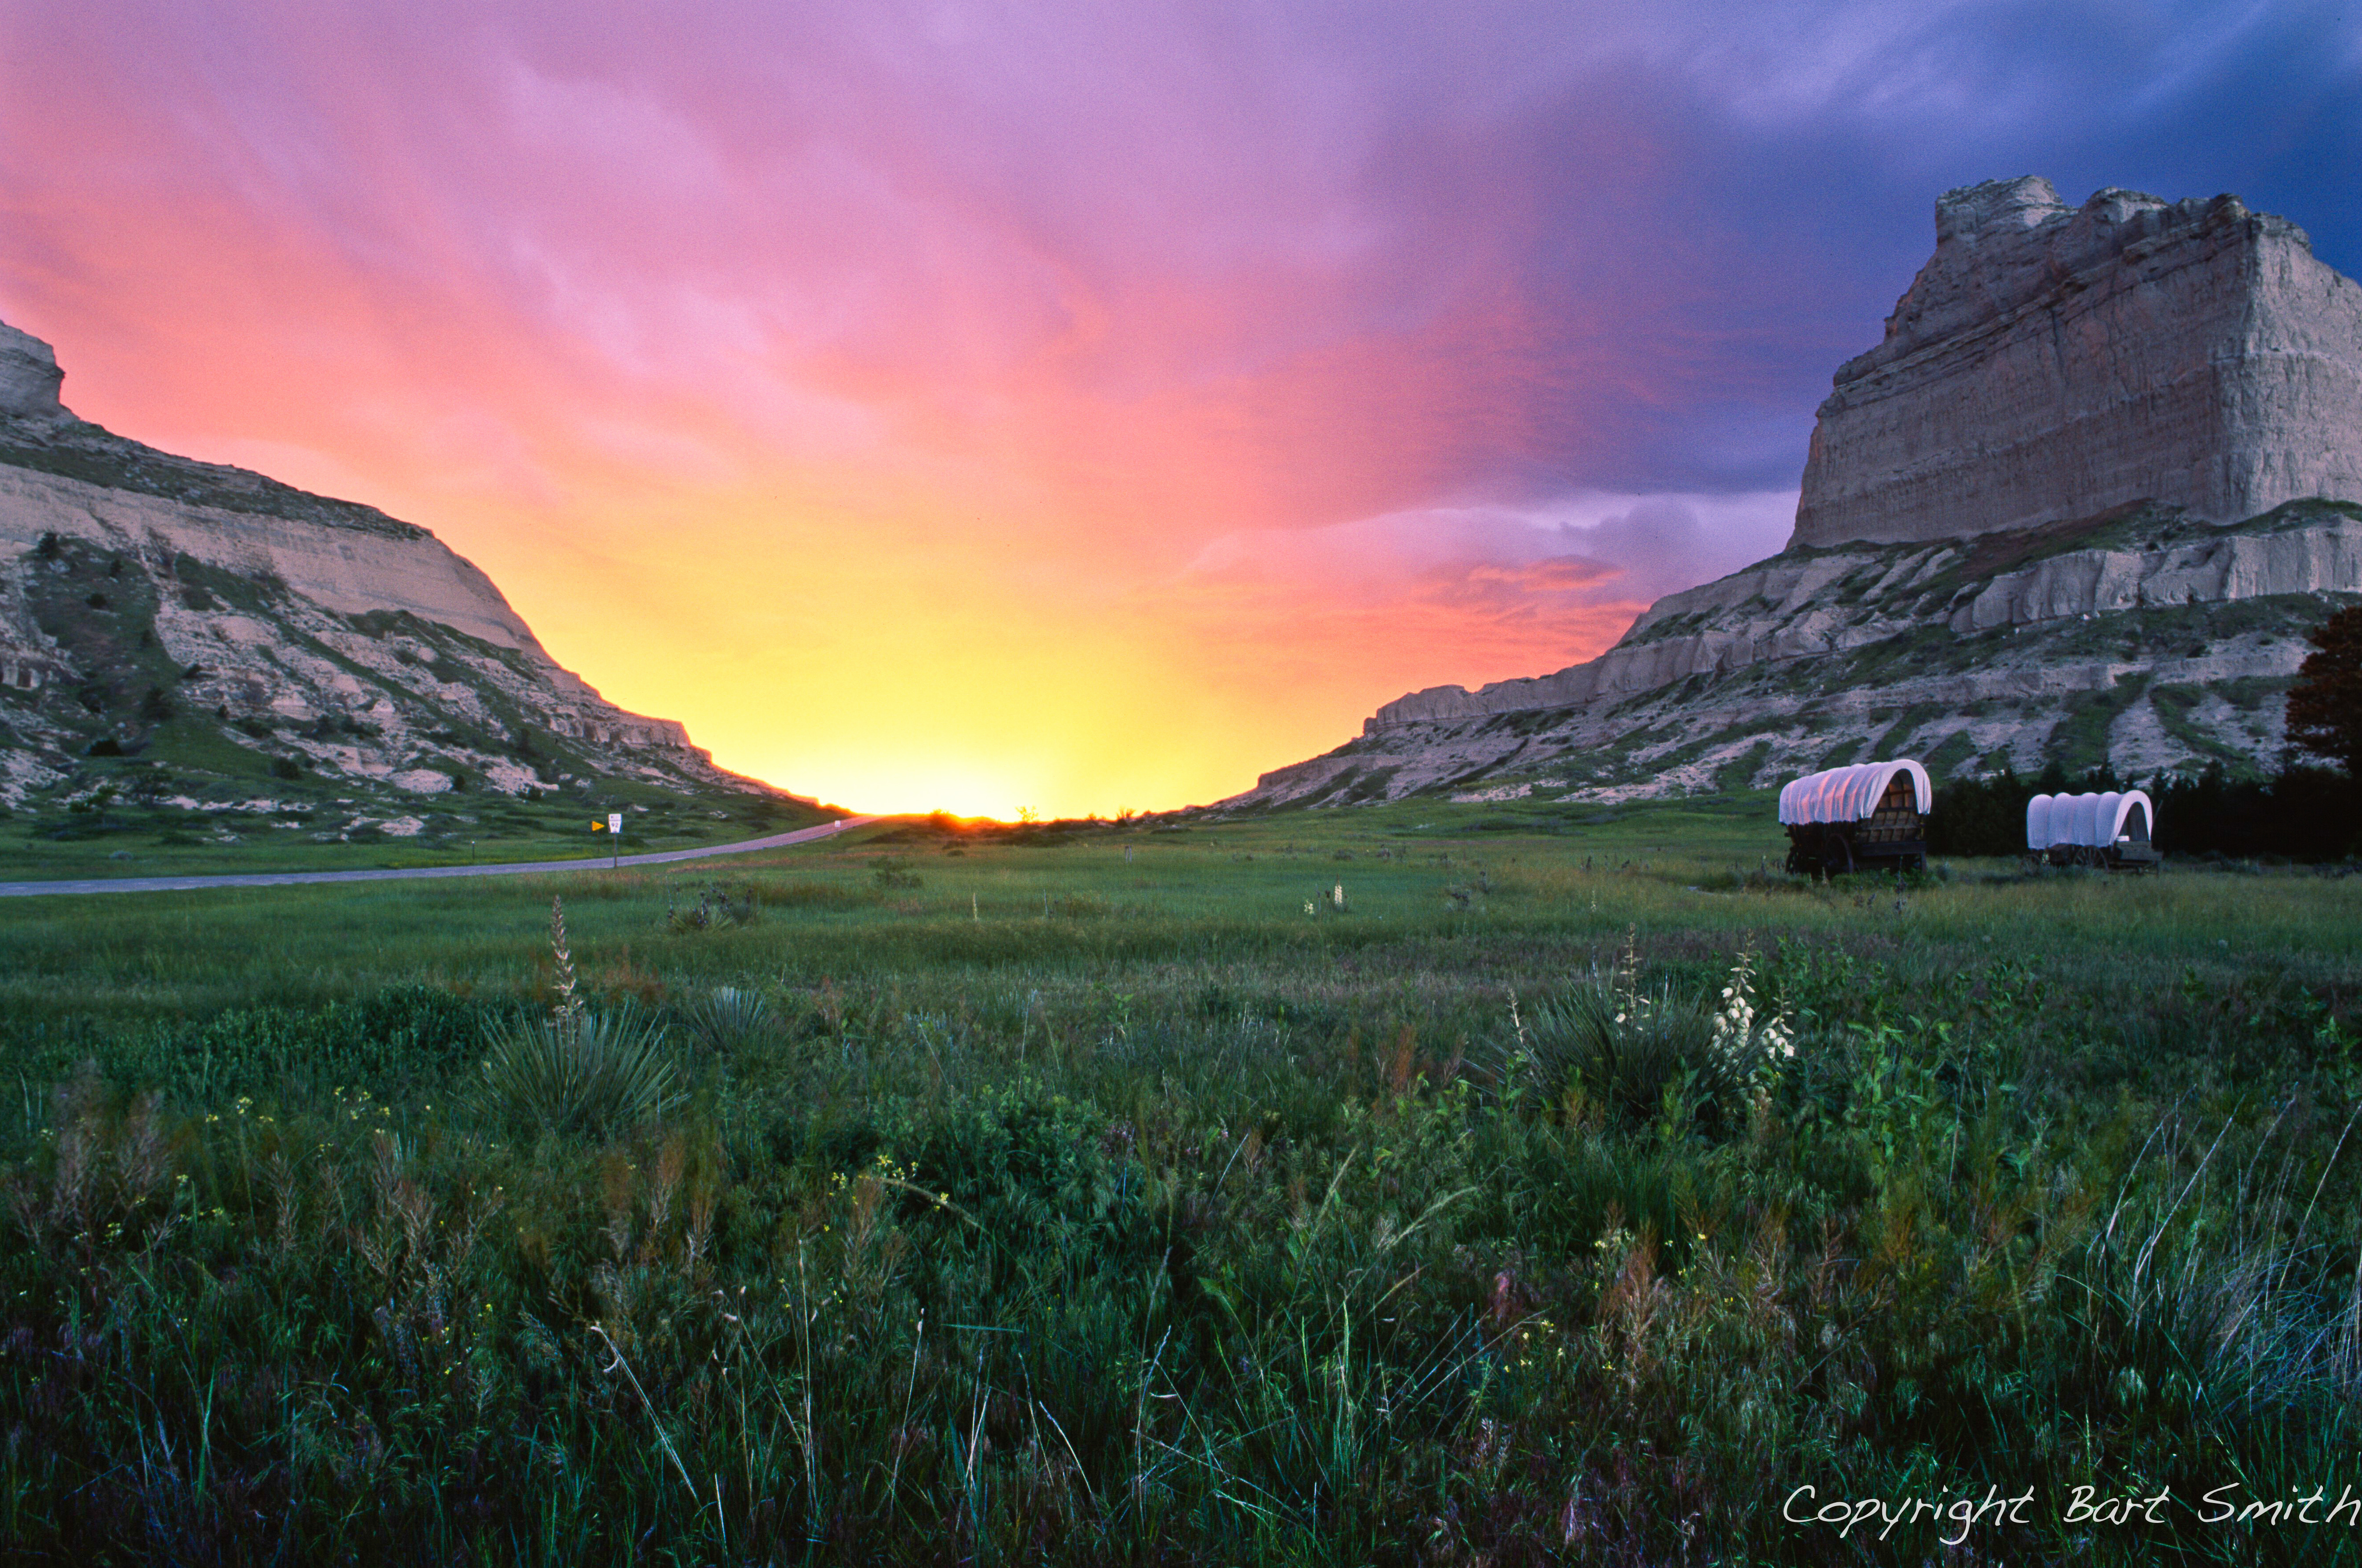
1784,843,1805,875
1825,827,1855,877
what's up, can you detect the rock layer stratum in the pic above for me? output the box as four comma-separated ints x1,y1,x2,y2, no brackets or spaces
1796,177,2362,548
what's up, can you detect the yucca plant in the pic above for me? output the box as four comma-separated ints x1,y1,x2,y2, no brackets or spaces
663,880,760,932
684,985,776,1054
481,897,680,1138
1517,937,1762,1122
1522,981,1724,1122
481,1005,680,1139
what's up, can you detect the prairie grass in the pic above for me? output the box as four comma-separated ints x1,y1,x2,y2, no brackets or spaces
2,797,2360,1562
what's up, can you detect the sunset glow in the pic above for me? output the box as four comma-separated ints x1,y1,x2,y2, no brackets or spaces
4,2,2353,816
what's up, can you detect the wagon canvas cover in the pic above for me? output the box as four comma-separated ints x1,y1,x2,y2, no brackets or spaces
1777,760,1931,826
2026,791,2154,850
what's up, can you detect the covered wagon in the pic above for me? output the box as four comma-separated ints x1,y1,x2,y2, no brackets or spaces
2026,790,2159,871
1778,759,1932,875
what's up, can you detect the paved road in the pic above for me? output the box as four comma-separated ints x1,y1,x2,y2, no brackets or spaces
0,815,885,898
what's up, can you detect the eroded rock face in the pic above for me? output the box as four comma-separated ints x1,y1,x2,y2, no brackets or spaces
0,463,546,653
1221,501,2362,811
0,317,784,807
1793,177,2362,547
0,322,67,423
1213,179,2362,813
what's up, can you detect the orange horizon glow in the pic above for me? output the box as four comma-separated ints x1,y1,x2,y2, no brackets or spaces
0,4,1835,817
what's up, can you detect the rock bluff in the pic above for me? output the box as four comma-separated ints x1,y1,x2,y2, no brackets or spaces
1215,179,2362,811
1793,176,2362,547
0,321,66,423
0,317,790,808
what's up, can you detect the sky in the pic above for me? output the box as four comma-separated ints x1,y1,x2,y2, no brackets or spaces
3,2,2357,816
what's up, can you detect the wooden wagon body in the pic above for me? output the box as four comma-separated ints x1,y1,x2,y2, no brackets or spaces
2027,790,2159,871
1779,759,1932,875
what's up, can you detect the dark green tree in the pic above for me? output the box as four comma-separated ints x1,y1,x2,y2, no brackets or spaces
2286,604,2362,775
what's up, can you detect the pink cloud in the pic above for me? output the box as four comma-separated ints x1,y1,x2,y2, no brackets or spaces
12,2,2329,809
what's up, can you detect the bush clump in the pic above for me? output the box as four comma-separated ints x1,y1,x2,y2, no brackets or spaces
1514,938,1791,1124
663,881,760,931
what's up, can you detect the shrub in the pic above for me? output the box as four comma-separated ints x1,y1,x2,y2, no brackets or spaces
2285,602,2362,776
2152,762,2358,860
1522,980,1716,1121
664,881,759,931
1927,767,2034,855
478,1004,681,1139
1515,940,1788,1124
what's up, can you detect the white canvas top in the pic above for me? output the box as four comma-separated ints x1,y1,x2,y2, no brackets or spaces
2026,790,2155,849
1777,759,1932,826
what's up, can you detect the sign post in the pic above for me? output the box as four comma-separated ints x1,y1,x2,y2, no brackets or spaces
608,811,622,870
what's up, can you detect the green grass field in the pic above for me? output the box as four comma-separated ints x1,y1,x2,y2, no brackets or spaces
0,752,833,882
4,794,2360,1564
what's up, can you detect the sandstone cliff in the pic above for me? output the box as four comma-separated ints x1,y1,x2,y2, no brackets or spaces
1794,177,2362,547
0,318,799,821
1227,499,2360,811
1218,179,2362,813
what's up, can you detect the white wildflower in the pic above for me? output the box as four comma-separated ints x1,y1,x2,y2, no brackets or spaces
1711,948,1794,1076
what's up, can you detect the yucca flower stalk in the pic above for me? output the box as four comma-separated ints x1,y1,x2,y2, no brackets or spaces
1609,926,1647,1028
1710,949,1794,1074
480,895,677,1138
549,895,582,1022
1514,931,1782,1124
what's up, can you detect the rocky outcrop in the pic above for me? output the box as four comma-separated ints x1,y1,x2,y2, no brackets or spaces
1794,177,2362,548
0,322,66,422
0,463,548,654
0,317,792,812
1216,176,2362,815
1360,503,2362,743
1223,499,2362,811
